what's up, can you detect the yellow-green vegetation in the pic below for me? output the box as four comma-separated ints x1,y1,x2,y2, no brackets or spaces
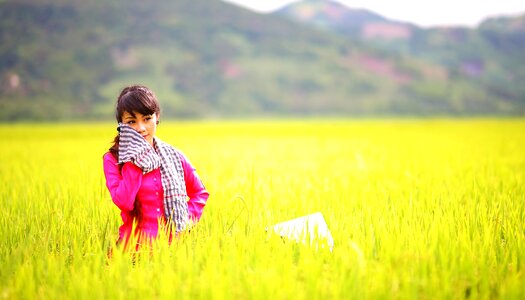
1,119,524,299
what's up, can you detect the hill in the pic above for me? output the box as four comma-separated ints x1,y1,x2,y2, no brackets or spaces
275,0,525,115
275,0,416,39
0,0,523,120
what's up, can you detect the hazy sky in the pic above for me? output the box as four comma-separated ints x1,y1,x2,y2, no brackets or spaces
222,0,525,27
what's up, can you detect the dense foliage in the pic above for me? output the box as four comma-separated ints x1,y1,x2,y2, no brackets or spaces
278,0,525,116
1,120,524,298
1,0,524,120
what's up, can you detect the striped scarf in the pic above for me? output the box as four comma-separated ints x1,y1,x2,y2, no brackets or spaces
118,124,189,232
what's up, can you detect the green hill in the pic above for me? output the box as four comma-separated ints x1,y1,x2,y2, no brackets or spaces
0,0,523,120
276,0,525,116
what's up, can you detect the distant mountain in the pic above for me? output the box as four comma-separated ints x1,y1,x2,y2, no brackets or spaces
274,0,416,41
275,0,525,113
0,0,523,120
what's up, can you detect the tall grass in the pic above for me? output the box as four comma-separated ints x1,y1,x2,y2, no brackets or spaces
1,119,524,299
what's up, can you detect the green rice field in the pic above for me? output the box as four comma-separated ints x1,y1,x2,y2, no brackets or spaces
1,119,524,299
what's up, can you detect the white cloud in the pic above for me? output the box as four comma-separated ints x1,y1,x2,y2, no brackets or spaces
222,0,525,27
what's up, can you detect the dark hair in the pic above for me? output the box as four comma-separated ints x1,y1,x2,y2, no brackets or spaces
109,85,160,159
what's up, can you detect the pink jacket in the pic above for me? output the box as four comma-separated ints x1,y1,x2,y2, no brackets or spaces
103,150,209,241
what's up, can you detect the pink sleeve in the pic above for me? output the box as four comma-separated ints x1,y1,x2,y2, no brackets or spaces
178,151,209,221
103,152,142,212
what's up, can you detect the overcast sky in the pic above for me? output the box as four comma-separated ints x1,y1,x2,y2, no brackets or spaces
222,0,525,27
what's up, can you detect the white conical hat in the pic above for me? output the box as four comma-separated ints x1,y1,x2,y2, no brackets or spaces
273,212,334,251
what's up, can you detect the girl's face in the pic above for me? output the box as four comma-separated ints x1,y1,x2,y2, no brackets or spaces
121,111,158,146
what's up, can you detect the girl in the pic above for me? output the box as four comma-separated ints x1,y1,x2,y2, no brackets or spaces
103,85,209,248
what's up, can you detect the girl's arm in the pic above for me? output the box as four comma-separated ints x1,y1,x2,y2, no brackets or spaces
103,153,142,211
178,152,209,222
